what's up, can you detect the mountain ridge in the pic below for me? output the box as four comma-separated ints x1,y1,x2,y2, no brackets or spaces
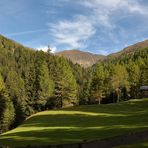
0,34,148,68
108,39,148,58
55,39,148,67
55,49,106,68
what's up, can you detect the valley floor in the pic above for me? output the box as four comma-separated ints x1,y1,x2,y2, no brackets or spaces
0,98,148,147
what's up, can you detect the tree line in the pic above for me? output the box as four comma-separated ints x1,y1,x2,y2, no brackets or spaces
0,35,147,133
88,48,148,104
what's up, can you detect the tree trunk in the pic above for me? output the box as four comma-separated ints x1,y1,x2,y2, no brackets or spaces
98,98,101,104
116,89,120,103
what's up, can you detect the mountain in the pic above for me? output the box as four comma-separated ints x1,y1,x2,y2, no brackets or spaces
108,40,148,58
55,49,106,68
56,40,148,67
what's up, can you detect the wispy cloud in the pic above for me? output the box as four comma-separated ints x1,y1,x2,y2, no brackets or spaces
48,0,148,50
78,0,148,29
80,0,148,15
49,15,96,49
45,10,58,15
97,49,109,55
5,29,48,37
2,0,147,54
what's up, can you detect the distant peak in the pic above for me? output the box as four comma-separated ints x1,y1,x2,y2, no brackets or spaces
55,49,106,68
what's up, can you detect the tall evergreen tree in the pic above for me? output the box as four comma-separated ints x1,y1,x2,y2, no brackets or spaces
0,74,15,133
111,64,129,102
50,57,78,108
5,71,28,125
34,51,54,111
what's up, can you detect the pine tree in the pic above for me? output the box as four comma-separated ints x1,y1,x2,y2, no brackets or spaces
50,57,78,108
34,51,54,111
90,63,109,104
111,64,129,102
5,71,28,125
127,61,140,98
0,74,15,133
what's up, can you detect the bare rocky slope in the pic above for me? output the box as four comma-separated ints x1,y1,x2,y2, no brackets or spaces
55,40,148,67
55,49,106,68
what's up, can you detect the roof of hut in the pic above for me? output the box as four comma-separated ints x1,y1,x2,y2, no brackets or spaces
140,86,148,90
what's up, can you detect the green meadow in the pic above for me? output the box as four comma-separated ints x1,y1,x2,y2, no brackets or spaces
0,98,148,147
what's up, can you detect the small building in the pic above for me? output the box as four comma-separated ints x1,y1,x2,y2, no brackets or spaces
140,86,148,98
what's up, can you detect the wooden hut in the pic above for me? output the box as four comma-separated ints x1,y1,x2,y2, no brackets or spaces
140,86,148,98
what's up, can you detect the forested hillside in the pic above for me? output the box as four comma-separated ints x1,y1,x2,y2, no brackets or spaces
0,35,83,133
90,47,148,104
0,34,148,134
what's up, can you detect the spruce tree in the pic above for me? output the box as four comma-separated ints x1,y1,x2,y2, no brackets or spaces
5,71,28,125
0,74,15,133
34,51,54,111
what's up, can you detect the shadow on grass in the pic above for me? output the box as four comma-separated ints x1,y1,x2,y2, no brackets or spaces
20,112,148,128
0,112,148,147
0,125,148,147
0,98,148,147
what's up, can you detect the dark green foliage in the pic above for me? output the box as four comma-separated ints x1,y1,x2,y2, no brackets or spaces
69,62,92,105
0,34,148,134
0,74,15,133
34,51,54,111
90,63,110,104
0,35,78,133
90,48,148,103
50,57,78,108
5,71,28,125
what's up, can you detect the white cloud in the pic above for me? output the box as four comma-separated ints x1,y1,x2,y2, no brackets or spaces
5,29,47,37
49,16,96,49
98,49,109,55
45,9,58,15
48,0,148,50
50,46,57,53
36,45,57,53
79,0,148,29
80,0,147,15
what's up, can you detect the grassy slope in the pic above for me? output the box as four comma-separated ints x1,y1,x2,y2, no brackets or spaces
0,98,148,147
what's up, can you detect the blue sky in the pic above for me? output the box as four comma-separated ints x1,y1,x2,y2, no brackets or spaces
0,0,148,55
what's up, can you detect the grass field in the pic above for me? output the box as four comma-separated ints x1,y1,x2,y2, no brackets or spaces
0,98,148,147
